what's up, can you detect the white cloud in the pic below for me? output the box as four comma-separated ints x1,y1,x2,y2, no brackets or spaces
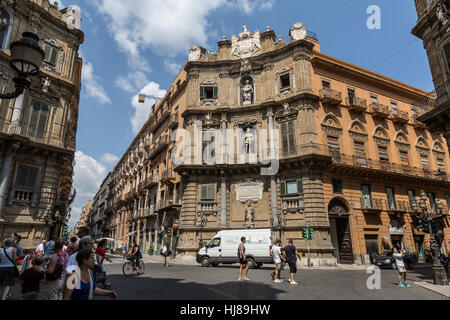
100,153,119,166
81,61,111,105
115,71,150,93
164,60,182,75
131,82,166,135
93,0,277,67
68,151,108,228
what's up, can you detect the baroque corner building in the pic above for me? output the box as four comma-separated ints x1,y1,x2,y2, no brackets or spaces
412,0,450,149
110,22,450,266
0,0,83,249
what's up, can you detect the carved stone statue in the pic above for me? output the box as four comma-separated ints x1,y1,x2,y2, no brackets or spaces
283,102,291,113
42,77,51,93
240,59,251,73
244,129,254,153
289,22,307,41
245,201,255,229
437,3,449,26
188,45,202,61
242,80,253,105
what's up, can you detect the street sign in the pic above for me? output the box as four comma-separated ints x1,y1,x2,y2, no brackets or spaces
173,221,179,229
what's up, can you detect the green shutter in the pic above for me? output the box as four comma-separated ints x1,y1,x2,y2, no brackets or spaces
213,86,218,99
297,179,303,194
200,86,205,99
280,181,286,195
44,45,51,62
50,47,58,65
207,184,214,201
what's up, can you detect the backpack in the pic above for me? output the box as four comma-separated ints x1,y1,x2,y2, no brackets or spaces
138,251,143,259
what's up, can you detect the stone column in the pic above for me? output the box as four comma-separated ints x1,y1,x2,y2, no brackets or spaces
0,143,19,219
221,115,227,164
294,49,313,92
267,108,278,226
220,175,227,227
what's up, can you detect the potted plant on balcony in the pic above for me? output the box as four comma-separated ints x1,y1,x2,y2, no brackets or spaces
148,245,154,256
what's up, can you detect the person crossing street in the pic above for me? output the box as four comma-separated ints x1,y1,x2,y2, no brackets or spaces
283,239,302,285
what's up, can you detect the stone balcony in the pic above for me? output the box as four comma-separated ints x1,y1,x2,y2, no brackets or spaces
149,134,170,160
370,102,390,118
319,88,342,106
168,112,179,129
281,196,304,214
345,96,367,113
197,202,218,216
391,109,409,124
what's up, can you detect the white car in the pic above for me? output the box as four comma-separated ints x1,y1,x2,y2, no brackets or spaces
196,229,275,269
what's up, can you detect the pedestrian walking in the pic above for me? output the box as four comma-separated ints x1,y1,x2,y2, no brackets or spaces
35,240,46,256
19,255,45,300
14,233,23,260
21,250,34,275
95,239,112,287
122,243,128,259
44,236,56,260
43,240,68,300
65,236,94,274
392,247,410,287
0,238,18,300
160,241,172,267
283,239,302,285
67,237,77,256
271,240,285,283
237,237,250,281
63,249,117,300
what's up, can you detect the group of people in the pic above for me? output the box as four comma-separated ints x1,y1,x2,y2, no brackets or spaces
0,226,117,300
237,237,302,285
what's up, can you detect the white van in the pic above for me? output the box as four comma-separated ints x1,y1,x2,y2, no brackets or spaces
196,229,275,269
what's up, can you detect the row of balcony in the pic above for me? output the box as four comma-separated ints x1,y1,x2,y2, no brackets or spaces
357,197,448,215
318,88,427,126
0,117,74,151
330,152,447,181
148,105,171,133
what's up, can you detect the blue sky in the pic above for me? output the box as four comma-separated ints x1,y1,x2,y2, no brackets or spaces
63,0,433,228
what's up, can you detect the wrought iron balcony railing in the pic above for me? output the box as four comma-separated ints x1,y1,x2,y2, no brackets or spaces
319,88,342,105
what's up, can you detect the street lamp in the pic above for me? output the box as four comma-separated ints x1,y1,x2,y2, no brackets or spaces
194,213,208,248
270,213,287,240
1,31,44,99
138,93,163,104
411,190,448,286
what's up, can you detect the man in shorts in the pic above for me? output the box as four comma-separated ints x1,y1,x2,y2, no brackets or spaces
238,237,250,281
283,239,302,285
392,247,410,287
271,240,285,283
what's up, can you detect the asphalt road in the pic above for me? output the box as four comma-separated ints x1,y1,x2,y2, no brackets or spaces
10,258,448,300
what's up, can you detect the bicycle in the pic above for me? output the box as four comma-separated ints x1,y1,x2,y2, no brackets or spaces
122,255,145,277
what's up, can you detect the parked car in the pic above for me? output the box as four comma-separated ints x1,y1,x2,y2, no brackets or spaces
373,250,414,270
196,229,275,269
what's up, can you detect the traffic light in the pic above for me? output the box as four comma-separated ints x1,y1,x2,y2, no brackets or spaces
309,228,314,239
302,228,307,239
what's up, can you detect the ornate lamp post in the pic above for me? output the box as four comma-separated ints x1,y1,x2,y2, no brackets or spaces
194,213,208,248
271,213,287,240
411,190,448,286
36,210,63,239
1,31,44,99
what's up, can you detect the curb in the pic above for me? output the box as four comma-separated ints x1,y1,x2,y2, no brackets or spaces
413,281,450,298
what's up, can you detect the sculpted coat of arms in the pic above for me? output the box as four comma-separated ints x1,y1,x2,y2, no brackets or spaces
231,25,261,60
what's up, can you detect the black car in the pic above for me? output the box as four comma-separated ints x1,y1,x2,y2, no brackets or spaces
372,251,414,270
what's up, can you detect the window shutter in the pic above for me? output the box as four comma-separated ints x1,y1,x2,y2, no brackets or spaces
297,179,303,194
288,121,296,153
44,45,51,62
50,47,58,65
15,166,28,187
444,42,450,71
36,103,49,140
200,86,205,99
213,86,218,99
207,184,214,201
280,181,286,195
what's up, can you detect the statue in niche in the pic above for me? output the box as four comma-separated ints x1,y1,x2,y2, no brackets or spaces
243,128,254,154
42,77,51,93
437,3,449,26
245,201,255,229
241,79,254,105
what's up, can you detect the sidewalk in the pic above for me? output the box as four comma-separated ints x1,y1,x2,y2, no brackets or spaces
413,281,450,298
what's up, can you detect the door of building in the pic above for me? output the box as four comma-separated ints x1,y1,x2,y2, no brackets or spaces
335,218,354,264
365,235,379,263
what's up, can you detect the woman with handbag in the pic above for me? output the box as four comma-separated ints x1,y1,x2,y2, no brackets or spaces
0,238,18,300
43,240,68,300
95,239,111,288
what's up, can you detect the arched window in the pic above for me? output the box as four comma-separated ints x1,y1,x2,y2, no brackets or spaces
0,6,13,51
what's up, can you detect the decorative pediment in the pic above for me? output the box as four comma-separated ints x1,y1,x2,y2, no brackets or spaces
275,102,298,122
394,130,410,150
432,140,446,155
348,120,368,141
321,113,342,136
373,126,390,146
416,136,430,154
231,25,261,60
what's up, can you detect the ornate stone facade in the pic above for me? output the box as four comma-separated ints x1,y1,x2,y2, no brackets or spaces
0,0,83,250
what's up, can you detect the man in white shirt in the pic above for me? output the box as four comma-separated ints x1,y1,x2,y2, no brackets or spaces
65,236,94,274
35,240,46,255
271,240,285,283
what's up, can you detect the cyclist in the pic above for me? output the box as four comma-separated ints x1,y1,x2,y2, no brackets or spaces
127,241,142,271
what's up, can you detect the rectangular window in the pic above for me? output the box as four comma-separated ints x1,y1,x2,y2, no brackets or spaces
332,180,343,193
408,190,416,210
200,184,215,201
15,165,39,188
328,135,341,161
400,150,409,165
281,179,302,196
354,141,367,166
391,102,398,113
370,96,378,103
280,73,291,89
322,80,330,89
378,146,389,162
362,184,372,208
436,158,445,170
348,88,356,104
200,86,218,99
202,132,215,163
281,121,296,156
43,44,59,66
420,154,429,168
27,99,50,141
386,187,396,210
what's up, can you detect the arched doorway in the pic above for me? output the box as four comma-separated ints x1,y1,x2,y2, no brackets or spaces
328,198,354,264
